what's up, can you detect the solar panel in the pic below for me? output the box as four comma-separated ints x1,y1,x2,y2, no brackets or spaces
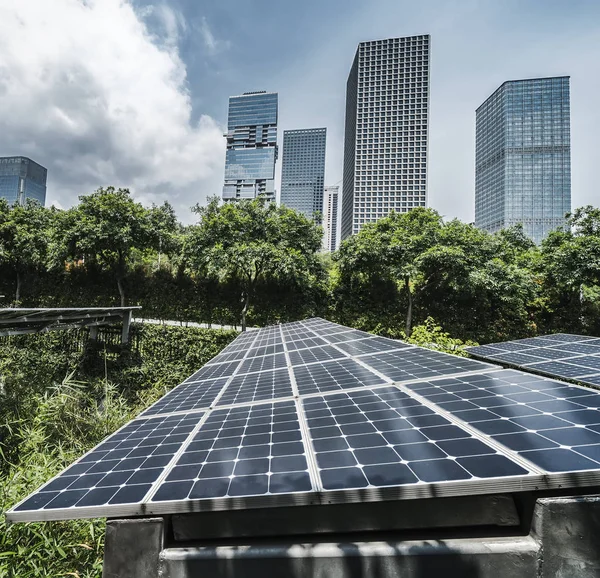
9,320,600,523
151,401,313,502
359,348,493,383
12,412,203,515
466,333,600,387
292,358,388,395
402,369,600,472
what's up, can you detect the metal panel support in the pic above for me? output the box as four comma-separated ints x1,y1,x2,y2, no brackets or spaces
121,310,132,344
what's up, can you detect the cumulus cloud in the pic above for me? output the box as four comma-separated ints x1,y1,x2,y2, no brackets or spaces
0,0,225,219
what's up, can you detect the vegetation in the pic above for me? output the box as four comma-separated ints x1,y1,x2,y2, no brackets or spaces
0,324,236,577
0,189,599,343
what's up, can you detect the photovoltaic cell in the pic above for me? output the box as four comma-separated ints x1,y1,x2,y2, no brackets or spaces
292,358,387,395
285,337,328,351
185,361,241,383
303,387,528,491
14,413,202,513
237,353,288,374
288,345,347,366
467,333,600,387
403,370,600,472
334,337,411,356
360,349,490,383
216,368,293,406
152,401,312,502
322,329,374,344
140,378,228,417
246,344,285,358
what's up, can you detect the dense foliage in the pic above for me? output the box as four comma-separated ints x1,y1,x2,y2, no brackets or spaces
0,324,236,577
0,188,599,343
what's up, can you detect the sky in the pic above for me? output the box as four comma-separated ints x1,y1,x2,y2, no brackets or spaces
0,0,599,223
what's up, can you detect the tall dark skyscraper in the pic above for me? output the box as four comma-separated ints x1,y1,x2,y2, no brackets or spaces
222,91,278,202
341,35,430,240
280,128,326,221
475,77,571,244
0,156,47,206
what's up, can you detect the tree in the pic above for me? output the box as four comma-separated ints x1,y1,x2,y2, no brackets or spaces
184,197,323,330
55,187,168,306
0,199,54,304
335,208,443,336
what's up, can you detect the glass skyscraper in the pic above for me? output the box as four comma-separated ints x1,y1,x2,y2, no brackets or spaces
475,77,571,244
280,128,326,221
341,35,430,240
223,91,278,202
0,156,47,206
323,185,339,252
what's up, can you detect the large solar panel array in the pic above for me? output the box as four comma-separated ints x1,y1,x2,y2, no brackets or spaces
466,334,600,388
8,319,600,522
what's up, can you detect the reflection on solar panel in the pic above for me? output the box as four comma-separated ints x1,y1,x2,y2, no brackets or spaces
466,333,600,387
9,319,600,523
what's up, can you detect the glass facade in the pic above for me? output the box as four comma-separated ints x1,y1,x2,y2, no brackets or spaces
223,92,278,201
280,128,326,221
341,35,430,239
475,77,571,244
0,157,47,205
323,185,339,251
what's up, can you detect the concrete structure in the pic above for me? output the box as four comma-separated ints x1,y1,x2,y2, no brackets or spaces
323,185,340,251
341,35,430,240
475,76,571,244
103,493,600,577
223,92,278,202
0,156,47,205
280,128,327,221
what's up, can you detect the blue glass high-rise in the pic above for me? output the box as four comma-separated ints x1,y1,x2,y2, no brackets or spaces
280,128,326,221
0,156,47,206
223,92,278,202
475,77,571,244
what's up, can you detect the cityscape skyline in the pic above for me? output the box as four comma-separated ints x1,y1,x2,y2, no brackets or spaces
0,1,598,226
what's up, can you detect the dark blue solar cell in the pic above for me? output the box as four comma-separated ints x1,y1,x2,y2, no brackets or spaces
189,478,229,499
539,427,600,446
363,463,418,486
456,455,528,478
321,467,369,490
574,445,600,463
408,459,471,482
511,415,571,430
229,475,269,496
77,487,119,507
555,410,600,425
394,442,446,461
493,432,559,452
109,484,153,504
520,448,598,472
437,438,495,457
316,451,358,469
270,472,312,493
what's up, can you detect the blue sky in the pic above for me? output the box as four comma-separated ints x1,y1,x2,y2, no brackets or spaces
0,0,599,222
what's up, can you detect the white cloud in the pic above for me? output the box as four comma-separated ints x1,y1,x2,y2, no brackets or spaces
0,0,226,221
199,16,230,55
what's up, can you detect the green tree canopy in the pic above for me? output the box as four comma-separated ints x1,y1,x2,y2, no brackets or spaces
184,197,324,330
0,199,54,304
54,187,173,306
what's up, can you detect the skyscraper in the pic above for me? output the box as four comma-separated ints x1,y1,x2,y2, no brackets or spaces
341,35,430,239
475,77,571,244
222,91,278,202
0,156,47,206
323,185,340,252
280,128,326,221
